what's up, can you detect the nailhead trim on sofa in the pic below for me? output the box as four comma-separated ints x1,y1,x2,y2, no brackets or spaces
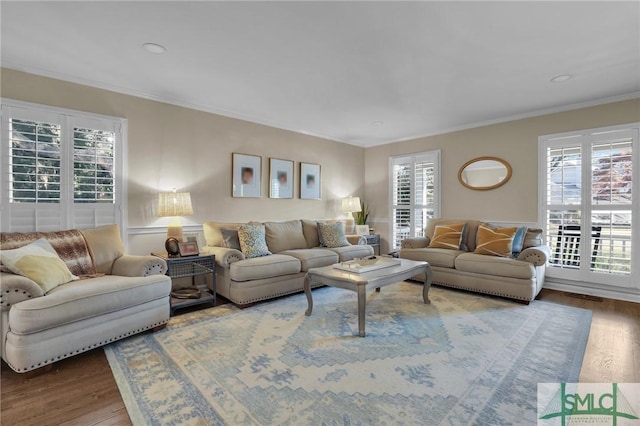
432,280,531,302
4,319,169,372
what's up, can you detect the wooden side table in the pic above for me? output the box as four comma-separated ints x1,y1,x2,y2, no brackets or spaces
152,252,216,315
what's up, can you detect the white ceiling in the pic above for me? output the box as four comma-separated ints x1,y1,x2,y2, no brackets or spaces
2,1,639,147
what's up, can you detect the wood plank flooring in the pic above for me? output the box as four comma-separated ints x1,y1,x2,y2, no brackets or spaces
1,289,638,426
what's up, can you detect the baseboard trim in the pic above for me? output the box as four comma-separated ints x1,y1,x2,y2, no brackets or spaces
544,279,640,303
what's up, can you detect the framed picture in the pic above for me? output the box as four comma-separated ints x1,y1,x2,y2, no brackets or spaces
178,241,199,257
300,162,321,200
269,158,294,199
183,232,203,248
232,153,262,198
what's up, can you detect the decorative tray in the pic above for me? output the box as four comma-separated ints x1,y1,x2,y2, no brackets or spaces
333,256,401,273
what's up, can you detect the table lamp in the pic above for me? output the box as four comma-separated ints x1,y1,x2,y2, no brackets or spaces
341,196,361,234
157,189,193,243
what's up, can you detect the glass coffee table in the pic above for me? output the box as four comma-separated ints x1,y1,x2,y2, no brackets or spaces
304,258,432,337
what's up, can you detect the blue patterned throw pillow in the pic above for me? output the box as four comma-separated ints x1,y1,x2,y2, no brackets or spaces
238,224,272,258
318,222,350,248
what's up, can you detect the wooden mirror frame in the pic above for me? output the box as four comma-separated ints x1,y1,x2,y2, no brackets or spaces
458,156,512,191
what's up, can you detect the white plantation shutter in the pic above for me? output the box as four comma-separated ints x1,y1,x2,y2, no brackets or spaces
1,100,125,234
70,117,122,230
390,151,440,249
540,124,638,288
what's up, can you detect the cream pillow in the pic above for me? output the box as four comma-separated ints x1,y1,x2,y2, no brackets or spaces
0,238,78,293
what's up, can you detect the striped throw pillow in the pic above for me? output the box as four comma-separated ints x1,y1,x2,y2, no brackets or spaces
474,225,519,257
428,223,465,250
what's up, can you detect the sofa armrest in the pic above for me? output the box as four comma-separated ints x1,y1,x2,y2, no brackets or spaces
346,235,367,245
202,246,245,269
517,245,550,267
111,255,168,277
0,272,44,310
401,237,431,249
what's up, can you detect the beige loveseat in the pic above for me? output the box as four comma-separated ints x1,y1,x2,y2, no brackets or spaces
400,219,549,303
202,220,374,305
0,225,171,373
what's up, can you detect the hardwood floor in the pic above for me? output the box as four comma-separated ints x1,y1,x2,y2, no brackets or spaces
1,289,638,426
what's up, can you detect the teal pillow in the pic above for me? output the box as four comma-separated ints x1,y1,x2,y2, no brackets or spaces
511,226,528,256
318,222,350,248
238,224,272,258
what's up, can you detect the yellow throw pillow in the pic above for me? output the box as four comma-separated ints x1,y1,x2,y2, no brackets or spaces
0,238,78,293
429,223,465,250
474,225,519,257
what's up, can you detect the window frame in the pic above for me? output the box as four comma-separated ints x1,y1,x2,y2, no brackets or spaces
389,150,441,250
538,123,639,288
1,98,127,236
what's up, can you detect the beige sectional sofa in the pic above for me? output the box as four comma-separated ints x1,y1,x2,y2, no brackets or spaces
203,220,374,305
0,225,171,372
400,219,550,303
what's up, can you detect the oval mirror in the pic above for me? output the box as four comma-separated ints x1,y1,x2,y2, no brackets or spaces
458,156,512,191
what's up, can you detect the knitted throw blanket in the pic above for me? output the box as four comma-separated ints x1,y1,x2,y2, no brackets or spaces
0,229,97,276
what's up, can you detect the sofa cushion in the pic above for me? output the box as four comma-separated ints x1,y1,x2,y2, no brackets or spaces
301,220,321,248
81,224,125,274
455,253,535,279
523,228,543,248
474,225,519,257
264,220,308,253
280,249,338,271
429,223,465,250
220,228,241,250
230,254,301,281
0,239,78,293
399,248,464,268
318,222,350,248
8,274,170,334
238,224,272,258
326,245,375,262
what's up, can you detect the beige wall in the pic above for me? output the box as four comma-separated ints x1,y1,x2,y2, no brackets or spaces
1,69,365,253
365,98,640,253
3,68,639,255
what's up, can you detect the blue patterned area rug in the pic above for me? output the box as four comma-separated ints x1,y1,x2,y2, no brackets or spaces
105,283,591,425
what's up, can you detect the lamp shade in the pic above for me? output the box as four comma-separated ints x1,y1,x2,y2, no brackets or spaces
158,191,193,217
341,196,362,213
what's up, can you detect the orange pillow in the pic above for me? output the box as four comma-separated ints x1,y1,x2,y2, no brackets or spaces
429,223,465,250
474,225,519,257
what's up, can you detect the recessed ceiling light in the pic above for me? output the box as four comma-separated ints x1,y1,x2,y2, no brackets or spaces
372,121,384,126
142,43,167,54
550,74,572,83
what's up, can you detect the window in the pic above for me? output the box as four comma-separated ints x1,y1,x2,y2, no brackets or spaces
539,124,638,288
390,150,440,250
1,100,126,233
